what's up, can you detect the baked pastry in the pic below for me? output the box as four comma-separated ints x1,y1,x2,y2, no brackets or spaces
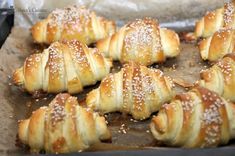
195,0,235,38
96,18,180,66
86,62,174,120
150,87,235,147
13,40,112,94
18,93,111,153
199,28,235,61
198,54,235,102
31,5,116,45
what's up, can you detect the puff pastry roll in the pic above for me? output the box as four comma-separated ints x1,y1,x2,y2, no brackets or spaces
96,18,180,66
150,87,235,147
86,62,174,120
31,5,116,45
199,29,235,61
198,54,235,102
195,0,235,38
18,93,111,153
13,40,112,94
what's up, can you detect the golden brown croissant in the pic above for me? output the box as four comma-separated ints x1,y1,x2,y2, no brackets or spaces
198,54,235,102
13,40,112,94
86,62,175,120
199,28,235,61
31,5,116,45
195,0,235,38
150,87,235,148
18,93,111,153
96,18,180,66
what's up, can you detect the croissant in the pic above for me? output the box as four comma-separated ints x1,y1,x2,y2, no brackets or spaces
195,0,235,38
96,18,180,66
86,62,175,120
150,87,235,148
18,93,111,153
31,5,116,45
199,28,235,61
13,40,112,94
198,54,235,102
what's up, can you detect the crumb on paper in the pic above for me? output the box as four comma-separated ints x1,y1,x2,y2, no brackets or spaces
173,78,194,88
179,32,197,42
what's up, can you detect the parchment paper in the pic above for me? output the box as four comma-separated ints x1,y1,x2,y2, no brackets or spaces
2,27,235,155
0,0,234,155
14,0,228,30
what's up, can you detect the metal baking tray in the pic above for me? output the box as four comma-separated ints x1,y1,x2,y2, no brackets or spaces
1,1,235,156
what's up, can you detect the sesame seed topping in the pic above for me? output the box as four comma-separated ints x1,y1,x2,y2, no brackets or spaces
181,96,195,114
224,2,235,27
43,95,82,126
101,74,115,97
202,105,223,125
132,66,145,111
48,5,91,34
198,89,225,146
216,59,233,82
25,53,41,69
215,29,231,41
49,98,66,126
66,40,90,69
48,44,64,80
124,18,162,57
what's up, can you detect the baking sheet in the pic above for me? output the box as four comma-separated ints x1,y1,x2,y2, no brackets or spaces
0,26,234,155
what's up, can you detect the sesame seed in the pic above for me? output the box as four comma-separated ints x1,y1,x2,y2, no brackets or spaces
224,2,235,27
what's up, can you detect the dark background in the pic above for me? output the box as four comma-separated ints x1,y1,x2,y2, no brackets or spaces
0,8,14,47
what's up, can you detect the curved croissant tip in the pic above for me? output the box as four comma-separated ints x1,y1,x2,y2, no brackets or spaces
199,69,211,82
105,20,116,36
98,116,112,141
18,119,30,145
86,90,98,109
194,19,203,38
106,58,113,68
193,80,201,88
96,37,111,57
160,28,180,58
151,115,167,134
31,20,46,43
13,67,24,85
31,22,40,39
